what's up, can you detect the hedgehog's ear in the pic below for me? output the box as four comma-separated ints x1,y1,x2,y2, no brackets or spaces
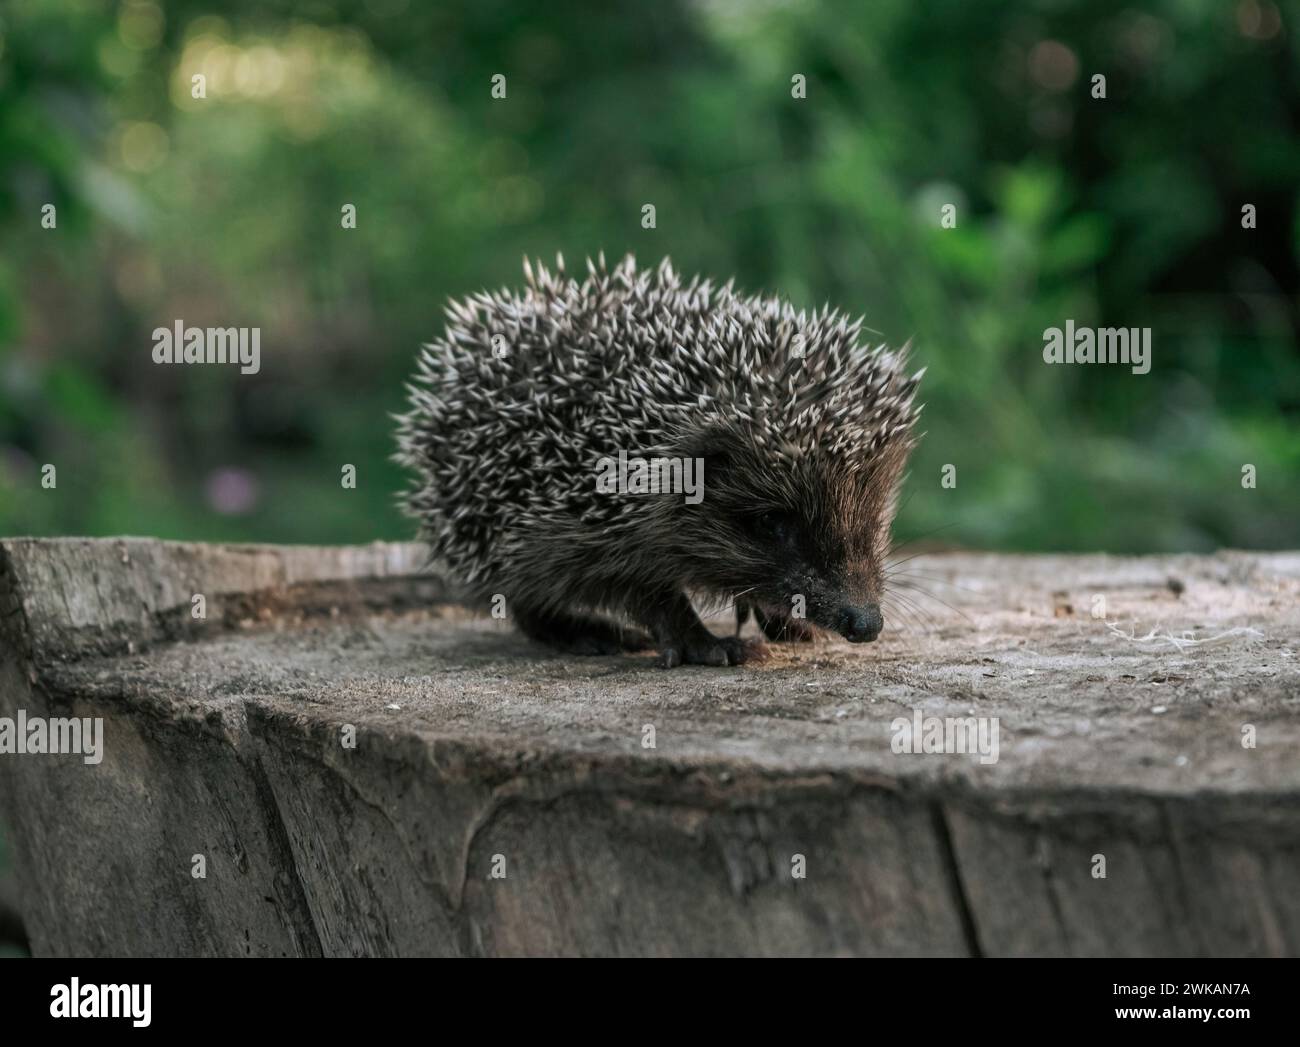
672,424,759,504
672,423,744,478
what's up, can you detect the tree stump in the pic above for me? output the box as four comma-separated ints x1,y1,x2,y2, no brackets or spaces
1,537,1297,956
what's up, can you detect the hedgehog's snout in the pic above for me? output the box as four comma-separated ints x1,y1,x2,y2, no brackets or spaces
836,603,883,643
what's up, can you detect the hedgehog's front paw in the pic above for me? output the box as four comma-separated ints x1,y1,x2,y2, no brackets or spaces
658,633,767,668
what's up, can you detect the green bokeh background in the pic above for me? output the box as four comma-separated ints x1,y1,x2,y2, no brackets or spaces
1,0,1298,554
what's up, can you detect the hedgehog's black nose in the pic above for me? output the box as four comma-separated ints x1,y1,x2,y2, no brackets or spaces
837,604,882,643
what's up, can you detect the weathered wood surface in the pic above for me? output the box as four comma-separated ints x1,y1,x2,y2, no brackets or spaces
1,537,1297,957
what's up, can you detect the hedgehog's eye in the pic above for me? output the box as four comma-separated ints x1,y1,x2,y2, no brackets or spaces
752,510,796,547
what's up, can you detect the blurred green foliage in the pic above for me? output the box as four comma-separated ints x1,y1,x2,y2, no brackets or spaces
0,0,1297,551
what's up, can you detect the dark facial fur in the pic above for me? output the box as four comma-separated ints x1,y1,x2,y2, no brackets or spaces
395,253,922,667
670,427,911,643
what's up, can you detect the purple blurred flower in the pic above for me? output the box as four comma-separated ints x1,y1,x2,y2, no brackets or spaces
205,467,259,515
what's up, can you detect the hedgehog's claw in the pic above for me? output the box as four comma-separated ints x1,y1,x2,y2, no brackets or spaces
642,592,767,668
657,633,766,668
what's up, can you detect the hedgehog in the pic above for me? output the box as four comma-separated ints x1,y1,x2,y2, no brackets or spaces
395,253,923,667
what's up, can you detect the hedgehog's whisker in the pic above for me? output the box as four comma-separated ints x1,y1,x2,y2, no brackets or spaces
881,594,928,635
887,521,960,558
882,586,931,628
887,579,948,625
886,588,940,631
885,570,980,594
887,580,973,625
884,548,941,571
